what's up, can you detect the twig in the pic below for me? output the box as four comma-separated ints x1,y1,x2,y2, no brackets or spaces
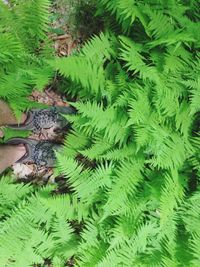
52,34,71,41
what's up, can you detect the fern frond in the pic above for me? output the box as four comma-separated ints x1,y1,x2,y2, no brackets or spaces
126,221,159,252
14,0,51,49
77,162,114,201
189,78,200,115
56,154,83,187
69,101,130,146
80,32,115,64
111,222,159,267
119,36,159,82
182,189,200,236
147,9,175,39
99,0,147,31
0,72,30,99
102,143,137,161
80,137,113,160
190,234,200,266
164,48,187,74
53,56,105,99
148,30,195,48
50,217,78,259
146,126,194,170
103,160,144,217
127,87,151,125
26,64,54,91
160,170,185,228
62,130,89,158
0,34,23,67
175,102,192,138
0,176,31,216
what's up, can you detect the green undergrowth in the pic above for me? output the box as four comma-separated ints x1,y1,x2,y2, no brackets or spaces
0,0,200,266
0,0,54,120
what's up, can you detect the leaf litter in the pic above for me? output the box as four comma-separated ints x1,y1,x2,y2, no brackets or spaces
11,2,81,182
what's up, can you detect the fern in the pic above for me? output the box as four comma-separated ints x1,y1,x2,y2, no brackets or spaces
12,0,51,50
119,36,159,82
54,56,105,99
0,0,199,266
99,0,147,32
102,160,144,217
51,0,200,265
0,0,54,116
80,32,116,64
0,183,82,266
147,9,175,39
51,1,199,263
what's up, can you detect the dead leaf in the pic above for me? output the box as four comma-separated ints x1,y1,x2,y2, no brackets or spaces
13,163,33,178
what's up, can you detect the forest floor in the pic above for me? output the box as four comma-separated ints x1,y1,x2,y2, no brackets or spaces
11,2,81,183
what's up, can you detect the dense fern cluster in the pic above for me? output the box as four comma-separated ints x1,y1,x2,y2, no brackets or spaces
0,176,80,266
0,0,200,266
0,0,53,119
53,0,200,265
